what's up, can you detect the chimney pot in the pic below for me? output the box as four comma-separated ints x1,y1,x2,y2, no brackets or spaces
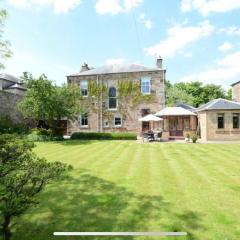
156,56,163,69
81,63,90,72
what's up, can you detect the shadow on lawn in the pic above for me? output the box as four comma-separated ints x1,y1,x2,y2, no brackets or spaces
13,170,204,240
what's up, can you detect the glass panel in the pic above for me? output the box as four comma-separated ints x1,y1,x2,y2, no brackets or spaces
115,117,121,126
233,113,239,129
217,113,224,129
109,87,116,97
141,77,151,94
80,80,88,96
80,113,88,126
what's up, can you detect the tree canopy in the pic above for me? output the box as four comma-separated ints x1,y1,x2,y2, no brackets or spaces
0,8,12,69
18,72,83,134
0,134,71,240
166,81,231,107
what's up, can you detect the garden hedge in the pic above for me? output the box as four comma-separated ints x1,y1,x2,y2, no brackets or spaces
71,132,137,140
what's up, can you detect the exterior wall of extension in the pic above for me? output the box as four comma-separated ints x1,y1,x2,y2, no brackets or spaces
0,91,24,123
199,110,240,141
232,83,240,102
67,70,165,135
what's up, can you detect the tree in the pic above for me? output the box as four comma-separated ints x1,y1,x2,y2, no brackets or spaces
172,81,229,107
18,73,82,134
0,8,12,69
226,88,232,100
166,85,195,107
0,134,71,240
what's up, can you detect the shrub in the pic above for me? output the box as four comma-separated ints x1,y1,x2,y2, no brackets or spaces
0,116,30,135
27,128,63,142
191,134,198,143
71,132,137,140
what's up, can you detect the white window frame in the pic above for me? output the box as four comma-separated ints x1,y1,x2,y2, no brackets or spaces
80,80,88,97
79,113,88,128
141,77,151,94
114,117,122,128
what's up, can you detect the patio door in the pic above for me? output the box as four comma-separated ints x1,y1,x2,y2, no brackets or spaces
142,122,150,132
169,117,183,137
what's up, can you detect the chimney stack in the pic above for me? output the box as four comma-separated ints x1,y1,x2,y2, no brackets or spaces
81,63,90,72
156,56,163,69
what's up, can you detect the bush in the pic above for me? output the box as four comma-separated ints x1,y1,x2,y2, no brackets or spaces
191,134,198,143
27,128,63,142
0,116,30,135
71,132,137,140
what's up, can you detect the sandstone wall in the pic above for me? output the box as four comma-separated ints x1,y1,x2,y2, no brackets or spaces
0,91,24,123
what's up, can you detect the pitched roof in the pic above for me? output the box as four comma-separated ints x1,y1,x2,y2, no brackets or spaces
155,107,196,116
176,103,196,112
0,73,20,83
7,83,27,91
67,63,162,77
196,98,240,112
231,80,240,87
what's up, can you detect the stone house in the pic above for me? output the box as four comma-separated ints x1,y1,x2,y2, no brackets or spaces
231,80,240,102
196,98,240,141
67,58,166,135
0,73,26,123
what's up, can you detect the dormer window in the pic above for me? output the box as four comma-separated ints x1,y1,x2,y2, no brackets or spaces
141,77,151,94
80,80,88,96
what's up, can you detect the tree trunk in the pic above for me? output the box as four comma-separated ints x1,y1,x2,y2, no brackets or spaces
2,215,11,240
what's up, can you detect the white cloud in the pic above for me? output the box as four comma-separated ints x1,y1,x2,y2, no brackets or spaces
180,50,240,87
3,48,76,85
139,13,153,29
139,13,145,20
95,0,142,15
145,20,214,58
105,58,125,65
218,42,233,52
7,0,81,14
181,0,240,16
219,26,240,36
144,19,152,29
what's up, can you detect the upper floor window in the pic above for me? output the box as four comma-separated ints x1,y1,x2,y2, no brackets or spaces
217,113,224,129
109,87,117,109
80,80,88,96
79,113,88,127
233,113,239,129
141,77,151,94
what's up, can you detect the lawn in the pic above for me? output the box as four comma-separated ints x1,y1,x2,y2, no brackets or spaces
12,141,240,240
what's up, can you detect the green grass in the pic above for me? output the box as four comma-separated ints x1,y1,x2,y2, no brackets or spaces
11,141,240,240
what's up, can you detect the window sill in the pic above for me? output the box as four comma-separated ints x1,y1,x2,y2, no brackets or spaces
80,126,89,129
108,108,118,111
141,92,151,95
114,125,122,128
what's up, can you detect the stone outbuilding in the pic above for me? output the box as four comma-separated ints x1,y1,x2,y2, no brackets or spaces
196,98,240,141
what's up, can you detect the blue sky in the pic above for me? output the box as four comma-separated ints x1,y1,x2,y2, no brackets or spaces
2,0,240,88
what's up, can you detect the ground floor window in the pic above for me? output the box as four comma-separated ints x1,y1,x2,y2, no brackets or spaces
233,113,239,129
80,113,88,127
114,117,122,127
184,117,190,130
217,113,224,129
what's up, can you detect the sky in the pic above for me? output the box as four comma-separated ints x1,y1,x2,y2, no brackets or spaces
1,0,240,88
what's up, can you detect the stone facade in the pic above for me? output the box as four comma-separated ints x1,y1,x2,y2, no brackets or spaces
0,91,24,123
0,74,26,123
67,64,166,135
232,82,240,102
199,110,240,141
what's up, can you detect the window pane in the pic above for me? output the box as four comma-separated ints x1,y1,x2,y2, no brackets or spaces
141,77,151,94
109,87,116,97
80,80,88,96
80,113,88,126
218,114,224,129
115,117,121,126
109,98,117,109
233,113,239,129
